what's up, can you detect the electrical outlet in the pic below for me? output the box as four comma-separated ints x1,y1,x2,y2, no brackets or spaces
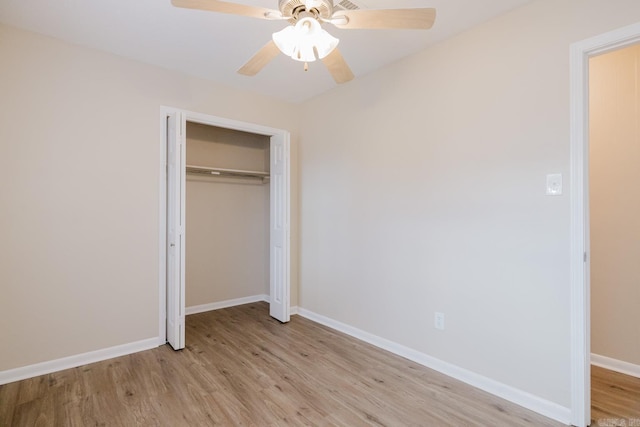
434,312,445,330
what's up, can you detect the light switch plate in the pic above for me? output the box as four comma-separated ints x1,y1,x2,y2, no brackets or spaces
546,174,562,196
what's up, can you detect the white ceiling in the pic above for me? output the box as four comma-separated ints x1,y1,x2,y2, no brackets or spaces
0,0,533,103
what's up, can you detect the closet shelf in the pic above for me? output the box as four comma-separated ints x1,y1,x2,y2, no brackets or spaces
186,165,270,180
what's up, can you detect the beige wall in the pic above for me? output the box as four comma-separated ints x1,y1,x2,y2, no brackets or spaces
185,123,270,306
0,23,299,371
590,45,640,366
298,0,640,408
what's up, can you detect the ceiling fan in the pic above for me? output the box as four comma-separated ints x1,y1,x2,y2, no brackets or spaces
171,0,436,84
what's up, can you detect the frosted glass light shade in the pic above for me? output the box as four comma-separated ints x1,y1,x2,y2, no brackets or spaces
272,17,339,62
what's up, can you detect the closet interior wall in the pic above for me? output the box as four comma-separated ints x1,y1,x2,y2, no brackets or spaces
185,122,271,308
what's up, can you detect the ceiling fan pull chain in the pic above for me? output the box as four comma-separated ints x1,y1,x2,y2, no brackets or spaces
304,62,309,72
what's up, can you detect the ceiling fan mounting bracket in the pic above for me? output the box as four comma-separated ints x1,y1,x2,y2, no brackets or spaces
278,0,334,20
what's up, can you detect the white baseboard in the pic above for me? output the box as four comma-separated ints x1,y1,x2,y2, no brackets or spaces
297,308,571,425
186,294,269,315
591,353,640,378
186,295,299,317
1,298,298,385
0,337,159,386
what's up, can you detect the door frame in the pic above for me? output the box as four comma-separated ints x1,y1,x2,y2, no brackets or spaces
158,106,291,345
569,22,640,427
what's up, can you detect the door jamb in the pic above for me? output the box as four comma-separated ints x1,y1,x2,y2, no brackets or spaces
158,106,291,345
569,22,640,427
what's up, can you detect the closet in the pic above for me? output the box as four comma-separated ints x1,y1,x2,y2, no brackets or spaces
163,109,290,351
184,122,271,312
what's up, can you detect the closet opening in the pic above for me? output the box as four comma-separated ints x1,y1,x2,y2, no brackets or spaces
159,108,291,351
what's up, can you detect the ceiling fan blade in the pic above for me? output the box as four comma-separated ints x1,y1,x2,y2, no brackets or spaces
331,8,436,30
238,40,281,76
171,0,279,20
321,48,354,84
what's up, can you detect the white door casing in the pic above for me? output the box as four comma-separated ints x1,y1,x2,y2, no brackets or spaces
569,22,640,427
166,111,186,350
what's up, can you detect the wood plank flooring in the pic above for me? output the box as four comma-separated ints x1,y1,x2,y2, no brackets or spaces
1,302,565,426
591,365,640,426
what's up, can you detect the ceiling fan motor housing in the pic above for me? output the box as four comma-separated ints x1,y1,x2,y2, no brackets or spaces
278,0,334,20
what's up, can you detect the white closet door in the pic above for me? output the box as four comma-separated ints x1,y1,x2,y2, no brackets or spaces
166,112,186,350
269,133,290,323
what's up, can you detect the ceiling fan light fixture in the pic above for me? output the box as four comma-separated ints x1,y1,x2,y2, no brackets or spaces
272,16,339,63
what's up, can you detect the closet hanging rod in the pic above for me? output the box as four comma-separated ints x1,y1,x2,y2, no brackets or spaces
186,164,270,179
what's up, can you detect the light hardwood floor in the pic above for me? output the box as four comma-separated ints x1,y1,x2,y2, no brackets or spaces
591,365,640,426
1,302,565,426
